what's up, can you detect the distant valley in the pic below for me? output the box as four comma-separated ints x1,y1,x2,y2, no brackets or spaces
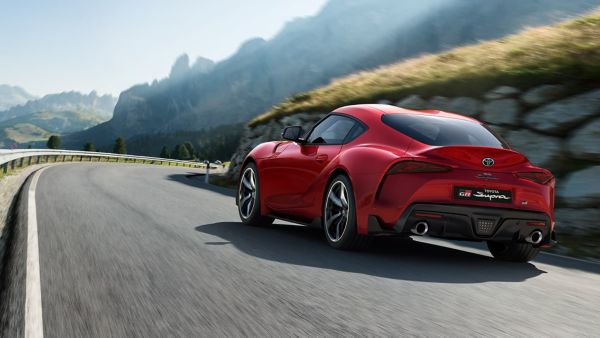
0,90,115,148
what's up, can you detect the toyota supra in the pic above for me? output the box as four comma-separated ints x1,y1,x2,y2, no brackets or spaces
237,104,556,262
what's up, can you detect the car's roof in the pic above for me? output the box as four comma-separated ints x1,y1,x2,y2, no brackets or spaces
334,104,479,124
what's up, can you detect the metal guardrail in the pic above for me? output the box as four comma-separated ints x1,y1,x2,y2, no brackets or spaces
0,149,209,176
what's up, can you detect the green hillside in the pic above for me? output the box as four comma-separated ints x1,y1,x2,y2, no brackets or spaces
0,109,109,147
250,11,600,127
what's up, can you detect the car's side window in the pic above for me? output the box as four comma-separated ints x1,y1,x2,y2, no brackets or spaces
344,124,365,143
307,115,357,144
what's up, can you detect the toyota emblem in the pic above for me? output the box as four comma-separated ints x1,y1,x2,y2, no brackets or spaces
482,157,495,167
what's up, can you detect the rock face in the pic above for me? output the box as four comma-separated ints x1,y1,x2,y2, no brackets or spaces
505,130,562,167
484,86,521,100
448,97,481,116
525,89,600,134
555,208,600,234
558,166,600,207
521,84,566,106
568,118,600,160
427,96,451,111
481,99,521,125
396,95,426,110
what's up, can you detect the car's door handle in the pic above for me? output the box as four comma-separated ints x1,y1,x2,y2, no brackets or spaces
315,154,328,163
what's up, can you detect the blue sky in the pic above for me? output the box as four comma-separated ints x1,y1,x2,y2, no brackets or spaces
0,0,326,96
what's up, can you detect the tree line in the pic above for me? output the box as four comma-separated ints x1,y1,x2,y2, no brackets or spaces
44,124,243,161
45,135,127,154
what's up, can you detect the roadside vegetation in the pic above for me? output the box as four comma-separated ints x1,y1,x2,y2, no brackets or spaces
126,123,244,162
250,10,600,127
46,135,61,149
113,137,127,154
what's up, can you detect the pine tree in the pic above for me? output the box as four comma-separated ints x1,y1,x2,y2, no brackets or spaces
171,144,182,159
183,141,196,159
179,144,191,160
83,142,96,152
170,144,191,160
113,137,127,154
47,135,61,149
160,146,170,158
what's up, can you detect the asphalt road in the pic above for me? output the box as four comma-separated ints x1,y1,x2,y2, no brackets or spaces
1,163,600,336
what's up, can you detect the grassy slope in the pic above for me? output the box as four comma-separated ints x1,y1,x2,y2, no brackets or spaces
0,109,109,147
250,12,600,127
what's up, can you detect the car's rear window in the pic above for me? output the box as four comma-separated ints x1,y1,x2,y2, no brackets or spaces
381,113,507,148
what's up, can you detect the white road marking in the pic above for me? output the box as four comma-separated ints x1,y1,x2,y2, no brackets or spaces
25,168,46,338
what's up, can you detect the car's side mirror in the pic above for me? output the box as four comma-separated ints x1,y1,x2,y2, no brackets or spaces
281,126,304,143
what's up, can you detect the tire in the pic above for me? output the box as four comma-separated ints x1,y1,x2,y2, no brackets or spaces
487,241,540,262
323,174,371,250
237,163,274,226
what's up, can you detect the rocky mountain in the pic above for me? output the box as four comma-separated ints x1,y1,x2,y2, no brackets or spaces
0,90,115,122
0,84,36,112
68,0,600,150
0,91,116,147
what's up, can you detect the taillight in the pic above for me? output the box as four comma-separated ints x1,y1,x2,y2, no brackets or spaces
516,172,553,185
388,160,451,174
527,221,546,227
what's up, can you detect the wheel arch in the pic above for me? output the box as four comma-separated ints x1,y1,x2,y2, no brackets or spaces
236,156,256,206
335,145,404,234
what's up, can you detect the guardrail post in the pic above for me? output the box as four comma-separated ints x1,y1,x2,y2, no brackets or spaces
2,162,8,174
10,160,15,170
203,160,210,184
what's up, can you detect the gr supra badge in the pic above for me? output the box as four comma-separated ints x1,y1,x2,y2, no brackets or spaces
237,104,556,262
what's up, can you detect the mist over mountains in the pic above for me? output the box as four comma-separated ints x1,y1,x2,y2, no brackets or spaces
67,0,600,152
0,90,115,122
0,84,36,111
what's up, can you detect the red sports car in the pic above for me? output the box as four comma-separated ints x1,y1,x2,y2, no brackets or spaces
237,104,556,262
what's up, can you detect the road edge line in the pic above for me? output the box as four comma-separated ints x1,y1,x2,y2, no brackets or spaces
25,167,46,338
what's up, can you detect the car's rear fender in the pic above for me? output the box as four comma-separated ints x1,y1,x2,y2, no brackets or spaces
337,145,406,235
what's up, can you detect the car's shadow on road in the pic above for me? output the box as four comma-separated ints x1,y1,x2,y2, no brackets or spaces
195,221,546,284
167,173,235,197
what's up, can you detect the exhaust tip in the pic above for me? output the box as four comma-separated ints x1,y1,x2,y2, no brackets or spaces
526,230,543,245
411,221,429,236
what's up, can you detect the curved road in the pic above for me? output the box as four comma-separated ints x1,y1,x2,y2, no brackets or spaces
1,163,599,336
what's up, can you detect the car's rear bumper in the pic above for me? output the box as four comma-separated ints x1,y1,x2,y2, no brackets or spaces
368,203,556,247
